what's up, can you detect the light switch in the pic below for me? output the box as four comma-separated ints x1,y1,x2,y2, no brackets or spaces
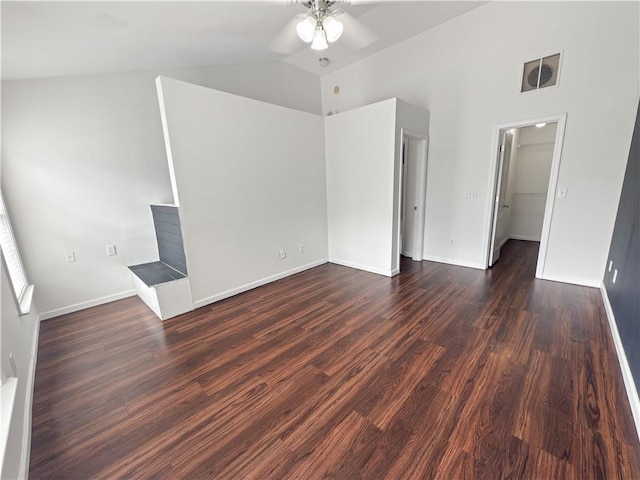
106,244,117,256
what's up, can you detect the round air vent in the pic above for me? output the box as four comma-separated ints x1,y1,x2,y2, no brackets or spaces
521,53,560,92
527,64,554,88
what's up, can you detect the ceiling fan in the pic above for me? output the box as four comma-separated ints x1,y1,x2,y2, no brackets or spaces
296,0,344,50
270,0,377,54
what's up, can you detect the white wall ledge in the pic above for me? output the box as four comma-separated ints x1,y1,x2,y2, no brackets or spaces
18,285,34,316
0,377,19,475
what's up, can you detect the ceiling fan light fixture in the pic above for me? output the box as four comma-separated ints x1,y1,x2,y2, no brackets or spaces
310,27,328,50
296,15,316,43
323,16,343,43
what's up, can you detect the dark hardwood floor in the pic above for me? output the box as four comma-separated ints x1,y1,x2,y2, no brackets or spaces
30,240,640,479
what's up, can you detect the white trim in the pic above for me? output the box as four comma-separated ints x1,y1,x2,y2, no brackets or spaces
422,255,485,270
328,258,394,278
155,76,180,207
39,290,136,321
519,50,564,95
401,128,428,139
509,235,541,242
600,283,640,443
483,113,568,280
193,259,328,309
498,236,510,249
538,273,600,288
17,314,40,480
0,378,18,477
0,193,31,314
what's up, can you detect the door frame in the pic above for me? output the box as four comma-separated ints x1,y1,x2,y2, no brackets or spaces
483,113,568,278
400,137,409,256
397,128,429,267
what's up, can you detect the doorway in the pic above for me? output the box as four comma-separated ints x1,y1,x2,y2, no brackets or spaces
399,130,429,266
486,114,567,278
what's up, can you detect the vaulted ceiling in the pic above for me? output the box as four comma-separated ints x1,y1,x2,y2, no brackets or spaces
1,1,485,80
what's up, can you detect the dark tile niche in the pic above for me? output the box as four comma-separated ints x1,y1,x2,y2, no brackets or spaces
128,205,188,287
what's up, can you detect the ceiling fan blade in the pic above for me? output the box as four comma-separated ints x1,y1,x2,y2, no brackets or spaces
333,0,381,6
335,11,377,51
269,14,307,55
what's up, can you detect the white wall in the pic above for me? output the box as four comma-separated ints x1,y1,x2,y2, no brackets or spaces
514,124,557,193
1,62,321,318
156,77,328,307
510,124,556,241
180,62,322,116
325,98,428,276
1,261,39,480
325,99,397,276
320,1,640,285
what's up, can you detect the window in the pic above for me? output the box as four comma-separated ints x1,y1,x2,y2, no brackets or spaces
0,191,33,314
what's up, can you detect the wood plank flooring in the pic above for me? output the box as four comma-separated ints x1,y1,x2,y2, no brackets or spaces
30,240,640,479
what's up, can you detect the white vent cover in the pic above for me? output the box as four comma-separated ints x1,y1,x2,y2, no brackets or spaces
521,53,561,93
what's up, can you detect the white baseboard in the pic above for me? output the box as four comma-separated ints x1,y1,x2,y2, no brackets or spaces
328,258,393,277
600,283,640,443
422,255,485,270
509,234,541,242
39,290,137,320
538,273,600,288
18,314,40,479
193,259,328,309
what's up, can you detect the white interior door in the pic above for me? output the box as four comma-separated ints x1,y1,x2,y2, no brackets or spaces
489,131,513,266
400,139,408,255
402,139,418,257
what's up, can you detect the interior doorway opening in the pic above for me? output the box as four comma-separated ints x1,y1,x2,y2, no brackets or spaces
486,114,567,278
399,130,429,269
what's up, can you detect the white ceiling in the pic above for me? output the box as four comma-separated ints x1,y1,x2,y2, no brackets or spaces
1,1,485,81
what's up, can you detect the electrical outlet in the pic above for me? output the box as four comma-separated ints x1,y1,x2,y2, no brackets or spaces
279,249,287,259
464,190,478,199
106,244,117,256
450,239,456,246
65,252,76,263
299,244,304,254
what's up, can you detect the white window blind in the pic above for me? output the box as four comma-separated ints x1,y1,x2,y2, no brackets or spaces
0,192,29,308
